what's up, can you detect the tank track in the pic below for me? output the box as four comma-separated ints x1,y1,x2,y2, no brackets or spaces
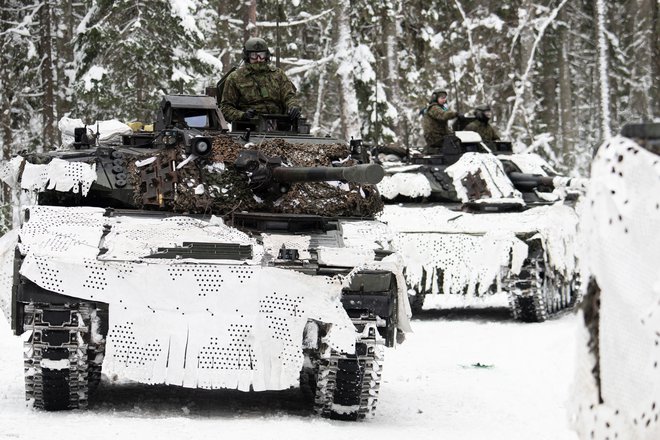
23,303,94,410
507,257,576,322
312,317,384,420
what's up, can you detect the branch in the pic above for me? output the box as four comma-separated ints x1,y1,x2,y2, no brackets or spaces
504,0,571,137
285,55,335,75
219,9,334,29
255,9,334,28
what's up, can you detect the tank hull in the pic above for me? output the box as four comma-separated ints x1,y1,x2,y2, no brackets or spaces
378,200,580,321
0,205,408,417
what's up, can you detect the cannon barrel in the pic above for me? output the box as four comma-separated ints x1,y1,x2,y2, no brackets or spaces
271,163,385,185
507,172,555,191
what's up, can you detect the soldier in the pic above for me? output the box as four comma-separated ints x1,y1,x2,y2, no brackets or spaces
421,90,460,154
464,104,500,141
220,37,302,123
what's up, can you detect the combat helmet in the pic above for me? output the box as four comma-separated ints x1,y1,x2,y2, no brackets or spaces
429,90,448,104
243,37,271,63
474,104,492,122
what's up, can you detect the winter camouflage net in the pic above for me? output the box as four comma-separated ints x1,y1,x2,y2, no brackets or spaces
129,135,383,217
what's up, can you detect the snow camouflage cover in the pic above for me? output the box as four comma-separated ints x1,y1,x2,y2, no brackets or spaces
571,135,660,439
0,205,411,391
377,151,581,314
378,203,578,298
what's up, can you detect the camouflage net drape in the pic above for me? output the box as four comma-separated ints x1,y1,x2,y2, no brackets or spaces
129,135,383,217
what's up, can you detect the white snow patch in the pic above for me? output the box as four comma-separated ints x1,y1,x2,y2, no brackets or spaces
40,359,70,370
377,173,432,200
169,0,203,39
81,65,107,92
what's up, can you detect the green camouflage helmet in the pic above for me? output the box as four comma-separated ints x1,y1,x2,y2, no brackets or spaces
243,37,271,62
429,90,448,103
474,104,492,121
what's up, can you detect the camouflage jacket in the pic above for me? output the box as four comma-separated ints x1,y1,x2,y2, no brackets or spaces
220,63,300,122
422,104,458,153
464,120,500,141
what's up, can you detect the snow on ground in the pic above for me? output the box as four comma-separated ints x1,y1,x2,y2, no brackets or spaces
0,304,579,440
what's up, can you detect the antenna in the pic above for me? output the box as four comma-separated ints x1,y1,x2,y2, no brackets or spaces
276,1,282,68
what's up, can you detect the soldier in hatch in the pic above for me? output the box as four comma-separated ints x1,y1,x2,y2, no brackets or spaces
421,90,461,154
220,37,302,123
464,104,500,141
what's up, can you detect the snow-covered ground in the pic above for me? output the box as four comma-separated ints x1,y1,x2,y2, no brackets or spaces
0,300,579,440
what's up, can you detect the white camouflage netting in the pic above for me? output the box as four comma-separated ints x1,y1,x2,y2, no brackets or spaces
571,135,660,439
379,203,579,296
1,206,366,391
0,156,97,196
0,229,18,321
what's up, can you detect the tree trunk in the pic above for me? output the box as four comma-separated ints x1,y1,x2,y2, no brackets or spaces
334,0,361,139
595,0,611,139
54,0,74,146
558,6,575,170
40,0,55,151
382,2,403,146
629,0,654,120
653,0,660,118
55,1,73,109
217,1,232,72
243,0,256,41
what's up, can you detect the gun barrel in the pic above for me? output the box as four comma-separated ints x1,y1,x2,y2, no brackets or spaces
508,172,555,191
271,163,384,185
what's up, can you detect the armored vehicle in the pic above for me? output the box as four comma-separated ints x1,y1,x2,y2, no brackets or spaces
0,94,410,420
376,129,584,321
572,123,660,439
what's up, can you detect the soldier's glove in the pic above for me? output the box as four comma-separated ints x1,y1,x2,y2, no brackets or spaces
456,112,465,120
287,106,301,120
243,109,256,119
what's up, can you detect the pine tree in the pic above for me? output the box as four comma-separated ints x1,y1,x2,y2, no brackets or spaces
73,0,215,122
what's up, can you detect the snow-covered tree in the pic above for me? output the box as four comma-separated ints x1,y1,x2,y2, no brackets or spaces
73,0,216,122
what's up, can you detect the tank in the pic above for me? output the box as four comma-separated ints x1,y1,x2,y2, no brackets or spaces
571,123,660,439
0,94,411,420
375,129,585,321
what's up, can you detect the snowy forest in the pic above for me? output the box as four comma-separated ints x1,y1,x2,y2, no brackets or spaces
0,0,658,233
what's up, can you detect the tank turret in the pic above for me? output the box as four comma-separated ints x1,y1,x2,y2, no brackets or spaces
0,93,409,420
